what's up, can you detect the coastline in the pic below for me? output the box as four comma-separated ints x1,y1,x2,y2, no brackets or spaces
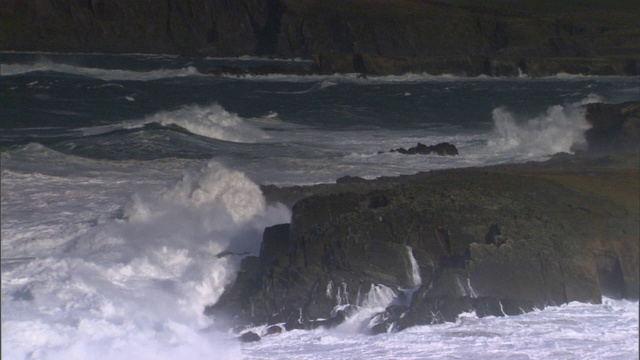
209,101,639,337
2,0,638,77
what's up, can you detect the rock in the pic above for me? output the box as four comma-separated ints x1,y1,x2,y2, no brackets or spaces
391,142,459,156
208,156,639,333
2,1,638,76
264,325,284,336
583,101,640,154
336,175,368,184
203,62,313,77
239,331,261,343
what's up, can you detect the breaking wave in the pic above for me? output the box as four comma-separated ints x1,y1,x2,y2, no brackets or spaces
0,61,201,81
78,103,268,143
1,161,290,360
488,95,601,156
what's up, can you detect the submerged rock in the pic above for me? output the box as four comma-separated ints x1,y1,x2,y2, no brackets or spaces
239,331,261,343
264,325,284,336
390,142,459,156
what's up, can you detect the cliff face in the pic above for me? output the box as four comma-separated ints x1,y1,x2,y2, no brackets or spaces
208,163,639,333
2,0,639,76
0,0,278,56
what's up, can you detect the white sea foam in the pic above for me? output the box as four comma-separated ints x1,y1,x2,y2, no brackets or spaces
488,96,599,157
242,298,639,359
78,103,269,142
0,61,201,80
405,245,422,288
1,160,290,360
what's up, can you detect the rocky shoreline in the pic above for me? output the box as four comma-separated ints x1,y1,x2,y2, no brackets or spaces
2,0,639,77
206,102,639,340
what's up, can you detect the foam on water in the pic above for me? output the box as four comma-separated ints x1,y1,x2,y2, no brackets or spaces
78,103,268,143
1,160,290,360
242,298,639,359
0,61,201,81
226,70,630,84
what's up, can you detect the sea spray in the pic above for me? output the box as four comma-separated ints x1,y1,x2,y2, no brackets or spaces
1,160,290,359
405,245,422,288
331,248,425,334
454,274,478,298
336,284,398,334
488,96,600,156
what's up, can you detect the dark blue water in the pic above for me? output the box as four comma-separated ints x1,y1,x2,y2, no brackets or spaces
3,53,638,163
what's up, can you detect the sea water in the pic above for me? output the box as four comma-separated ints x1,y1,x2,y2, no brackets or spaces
1,53,638,359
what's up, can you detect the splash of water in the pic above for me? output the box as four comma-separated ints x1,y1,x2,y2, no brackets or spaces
1,160,290,359
489,96,601,156
405,245,422,288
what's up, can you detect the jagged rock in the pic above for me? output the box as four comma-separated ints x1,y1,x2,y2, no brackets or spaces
391,142,459,156
208,159,639,333
239,331,261,343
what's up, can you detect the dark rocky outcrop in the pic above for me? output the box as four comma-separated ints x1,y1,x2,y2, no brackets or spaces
583,101,640,154
239,331,261,343
207,153,639,333
2,0,639,76
391,142,459,156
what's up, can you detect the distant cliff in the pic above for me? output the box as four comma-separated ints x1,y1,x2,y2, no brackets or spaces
2,0,639,76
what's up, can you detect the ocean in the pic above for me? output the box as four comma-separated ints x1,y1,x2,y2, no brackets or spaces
1,53,638,359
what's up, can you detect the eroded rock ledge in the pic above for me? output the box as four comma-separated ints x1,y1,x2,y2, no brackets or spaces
206,103,639,335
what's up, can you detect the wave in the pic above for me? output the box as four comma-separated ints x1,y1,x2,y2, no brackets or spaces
0,61,202,81
1,160,290,359
260,80,338,94
487,95,601,157
78,103,268,143
222,71,630,84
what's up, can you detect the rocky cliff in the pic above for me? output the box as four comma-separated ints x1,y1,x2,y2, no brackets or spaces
2,0,639,76
209,156,639,334
206,103,640,334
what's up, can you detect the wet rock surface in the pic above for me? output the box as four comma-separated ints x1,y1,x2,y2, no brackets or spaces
201,101,640,334
390,142,459,156
239,331,261,343
208,152,639,334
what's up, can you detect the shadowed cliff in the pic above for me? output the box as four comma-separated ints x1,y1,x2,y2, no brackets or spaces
2,0,639,76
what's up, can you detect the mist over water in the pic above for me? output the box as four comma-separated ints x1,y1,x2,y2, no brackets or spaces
2,53,638,359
